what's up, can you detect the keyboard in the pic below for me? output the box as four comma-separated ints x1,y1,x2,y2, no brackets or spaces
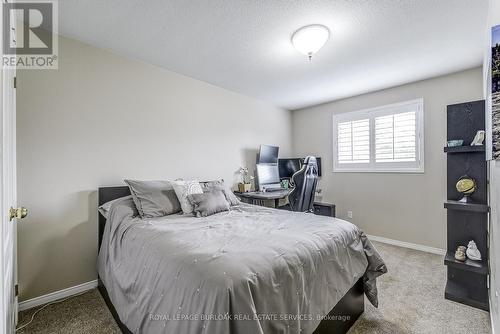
264,187,286,192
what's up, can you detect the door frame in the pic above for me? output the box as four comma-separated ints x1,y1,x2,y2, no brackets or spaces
0,0,18,332
2,65,17,332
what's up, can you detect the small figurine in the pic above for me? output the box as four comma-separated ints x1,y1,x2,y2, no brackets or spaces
466,240,482,261
471,130,485,146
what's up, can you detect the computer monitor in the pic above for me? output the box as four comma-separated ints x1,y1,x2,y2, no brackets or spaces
278,158,302,179
258,145,279,164
256,164,281,191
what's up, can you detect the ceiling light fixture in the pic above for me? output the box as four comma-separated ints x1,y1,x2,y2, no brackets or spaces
291,24,330,60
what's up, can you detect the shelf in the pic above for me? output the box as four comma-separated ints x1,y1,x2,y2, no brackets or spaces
444,252,488,275
445,280,489,311
444,101,489,312
444,146,485,153
444,200,489,213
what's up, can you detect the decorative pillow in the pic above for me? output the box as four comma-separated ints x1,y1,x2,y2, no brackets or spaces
124,180,181,218
98,195,133,219
200,179,240,206
188,190,230,217
171,180,204,214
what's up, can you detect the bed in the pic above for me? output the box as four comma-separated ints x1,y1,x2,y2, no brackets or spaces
97,186,386,334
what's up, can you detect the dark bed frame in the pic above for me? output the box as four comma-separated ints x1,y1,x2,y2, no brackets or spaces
97,186,364,334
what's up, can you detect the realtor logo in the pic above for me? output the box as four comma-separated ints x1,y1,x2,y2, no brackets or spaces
2,0,58,69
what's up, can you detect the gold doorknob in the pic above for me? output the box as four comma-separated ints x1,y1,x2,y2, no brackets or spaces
9,207,27,221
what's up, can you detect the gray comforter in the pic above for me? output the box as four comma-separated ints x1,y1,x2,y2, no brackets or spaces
98,198,386,334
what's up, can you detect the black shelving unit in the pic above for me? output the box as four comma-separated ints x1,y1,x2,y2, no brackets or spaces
444,100,489,311
444,252,488,275
443,146,485,153
444,200,489,213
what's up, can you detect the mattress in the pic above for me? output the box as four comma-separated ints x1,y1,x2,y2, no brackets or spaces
97,197,386,334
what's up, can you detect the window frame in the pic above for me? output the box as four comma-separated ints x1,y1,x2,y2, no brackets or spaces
332,98,425,173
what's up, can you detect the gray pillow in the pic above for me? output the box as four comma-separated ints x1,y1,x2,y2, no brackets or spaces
124,180,181,218
200,180,240,206
98,195,133,219
188,190,230,217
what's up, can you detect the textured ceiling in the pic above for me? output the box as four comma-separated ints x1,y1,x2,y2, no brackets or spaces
58,0,488,110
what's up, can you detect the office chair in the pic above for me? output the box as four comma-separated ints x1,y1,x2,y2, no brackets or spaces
288,156,318,212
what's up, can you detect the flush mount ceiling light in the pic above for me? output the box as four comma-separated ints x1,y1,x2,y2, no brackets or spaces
291,24,330,60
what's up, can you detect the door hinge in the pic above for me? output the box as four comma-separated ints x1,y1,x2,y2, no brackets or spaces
15,284,18,297
13,76,17,89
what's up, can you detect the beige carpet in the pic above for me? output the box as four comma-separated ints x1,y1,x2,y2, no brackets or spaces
347,242,491,334
17,241,491,334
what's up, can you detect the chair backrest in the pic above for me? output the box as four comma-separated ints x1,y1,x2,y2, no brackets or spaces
288,156,318,212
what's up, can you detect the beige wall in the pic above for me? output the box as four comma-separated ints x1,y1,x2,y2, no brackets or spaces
291,68,483,250
17,36,292,301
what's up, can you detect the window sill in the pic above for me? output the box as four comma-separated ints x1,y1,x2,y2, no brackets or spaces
332,168,425,174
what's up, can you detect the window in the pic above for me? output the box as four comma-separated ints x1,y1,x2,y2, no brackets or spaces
337,119,370,164
333,99,424,173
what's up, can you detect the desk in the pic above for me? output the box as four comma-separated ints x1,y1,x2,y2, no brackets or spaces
235,189,291,208
234,189,292,209
235,190,336,217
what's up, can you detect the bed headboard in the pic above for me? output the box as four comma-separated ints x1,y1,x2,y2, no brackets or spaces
98,186,131,249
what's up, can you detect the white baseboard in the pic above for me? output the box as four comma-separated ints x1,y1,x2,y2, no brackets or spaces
367,234,446,256
18,280,98,311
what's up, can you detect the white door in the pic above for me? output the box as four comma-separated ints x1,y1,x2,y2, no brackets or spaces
0,1,20,332
1,69,17,334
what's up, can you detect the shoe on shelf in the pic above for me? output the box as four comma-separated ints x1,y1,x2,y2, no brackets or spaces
455,247,466,262
466,240,481,261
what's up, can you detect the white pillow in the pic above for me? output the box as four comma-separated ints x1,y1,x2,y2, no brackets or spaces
171,180,203,214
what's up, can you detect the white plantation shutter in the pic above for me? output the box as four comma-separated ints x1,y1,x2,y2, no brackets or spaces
337,119,370,163
375,111,416,162
333,99,424,172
